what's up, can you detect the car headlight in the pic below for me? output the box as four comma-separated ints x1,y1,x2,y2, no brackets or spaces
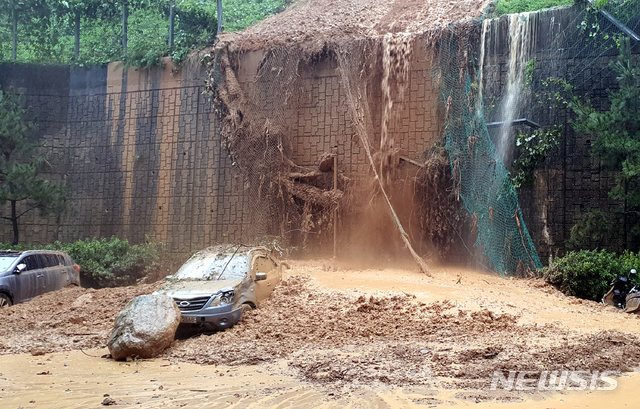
209,290,235,307
219,290,235,305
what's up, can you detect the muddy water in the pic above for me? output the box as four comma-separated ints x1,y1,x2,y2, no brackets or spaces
2,349,640,408
300,261,640,334
3,261,640,408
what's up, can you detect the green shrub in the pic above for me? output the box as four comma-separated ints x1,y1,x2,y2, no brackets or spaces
494,0,574,15
566,210,619,250
49,238,163,288
543,249,640,301
0,237,164,288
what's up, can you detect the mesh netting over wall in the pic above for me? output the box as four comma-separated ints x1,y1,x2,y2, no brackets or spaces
434,25,542,275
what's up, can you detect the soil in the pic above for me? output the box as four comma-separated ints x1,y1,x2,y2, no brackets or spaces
3,260,640,408
217,0,489,51
0,283,162,355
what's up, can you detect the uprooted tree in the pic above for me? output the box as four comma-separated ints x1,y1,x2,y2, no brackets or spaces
0,90,66,245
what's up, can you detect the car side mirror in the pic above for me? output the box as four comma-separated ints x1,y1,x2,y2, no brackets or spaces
15,263,26,274
255,272,267,281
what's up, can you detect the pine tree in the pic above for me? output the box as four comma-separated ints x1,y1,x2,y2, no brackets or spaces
0,90,66,245
569,38,640,248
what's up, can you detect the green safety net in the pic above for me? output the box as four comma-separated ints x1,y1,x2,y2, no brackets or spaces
435,25,542,276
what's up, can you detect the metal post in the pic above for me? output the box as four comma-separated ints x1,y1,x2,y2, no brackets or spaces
169,0,175,47
333,155,338,259
12,9,17,62
122,1,128,52
217,0,223,34
74,11,81,61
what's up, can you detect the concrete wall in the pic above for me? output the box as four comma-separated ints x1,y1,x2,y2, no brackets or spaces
0,60,249,252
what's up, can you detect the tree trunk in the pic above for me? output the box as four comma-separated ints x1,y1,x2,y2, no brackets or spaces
122,1,129,52
217,0,222,34
11,200,18,246
12,9,17,62
74,11,81,61
169,0,175,47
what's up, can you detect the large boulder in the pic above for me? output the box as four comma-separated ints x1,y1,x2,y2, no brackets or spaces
107,294,181,360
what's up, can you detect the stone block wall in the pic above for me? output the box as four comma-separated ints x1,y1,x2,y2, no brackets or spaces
481,5,640,262
0,44,443,254
0,60,251,253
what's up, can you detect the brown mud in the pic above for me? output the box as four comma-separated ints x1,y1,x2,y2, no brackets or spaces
217,0,488,51
2,261,640,407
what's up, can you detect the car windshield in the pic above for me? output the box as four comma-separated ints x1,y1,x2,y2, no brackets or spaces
174,253,249,281
0,255,19,272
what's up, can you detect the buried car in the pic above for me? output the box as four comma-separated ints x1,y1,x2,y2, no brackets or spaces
0,250,81,307
156,245,282,331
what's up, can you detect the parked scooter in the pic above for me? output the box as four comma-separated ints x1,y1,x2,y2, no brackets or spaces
602,269,640,313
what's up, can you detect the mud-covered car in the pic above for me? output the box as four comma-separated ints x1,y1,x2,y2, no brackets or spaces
0,250,81,307
156,245,282,331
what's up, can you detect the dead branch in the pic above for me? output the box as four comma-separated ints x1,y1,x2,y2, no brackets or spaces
279,177,343,208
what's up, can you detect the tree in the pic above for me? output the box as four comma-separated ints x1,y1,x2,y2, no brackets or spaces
566,38,640,249
0,90,66,245
1,0,49,61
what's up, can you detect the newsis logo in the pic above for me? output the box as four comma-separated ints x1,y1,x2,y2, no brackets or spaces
490,370,619,391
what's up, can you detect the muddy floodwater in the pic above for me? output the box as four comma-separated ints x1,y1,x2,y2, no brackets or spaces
3,260,640,408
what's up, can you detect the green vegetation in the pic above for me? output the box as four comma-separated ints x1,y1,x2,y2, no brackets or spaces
566,210,618,250
559,38,640,250
0,0,291,67
494,0,574,16
51,238,164,287
544,249,640,301
511,126,562,188
0,237,167,287
0,90,67,245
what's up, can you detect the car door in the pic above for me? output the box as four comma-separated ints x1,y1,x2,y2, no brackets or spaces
13,255,43,302
252,253,281,303
41,254,69,293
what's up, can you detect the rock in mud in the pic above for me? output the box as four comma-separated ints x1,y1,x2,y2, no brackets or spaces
107,294,180,360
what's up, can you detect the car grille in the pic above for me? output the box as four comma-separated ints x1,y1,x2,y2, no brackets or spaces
173,296,211,311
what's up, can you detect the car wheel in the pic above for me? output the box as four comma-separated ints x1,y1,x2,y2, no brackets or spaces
241,303,253,317
0,293,12,308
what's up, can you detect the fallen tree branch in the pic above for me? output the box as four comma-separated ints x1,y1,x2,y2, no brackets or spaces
279,177,342,208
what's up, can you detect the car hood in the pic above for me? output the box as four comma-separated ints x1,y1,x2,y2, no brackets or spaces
159,278,244,299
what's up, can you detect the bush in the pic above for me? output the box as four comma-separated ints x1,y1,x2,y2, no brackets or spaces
494,0,573,15
0,238,164,288
543,249,640,301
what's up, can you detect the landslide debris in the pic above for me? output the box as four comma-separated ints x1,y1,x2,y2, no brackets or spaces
0,283,161,355
218,0,487,51
167,275,640,388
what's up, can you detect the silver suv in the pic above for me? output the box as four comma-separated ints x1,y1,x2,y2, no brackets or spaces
157,245,282,331
0,250,81,307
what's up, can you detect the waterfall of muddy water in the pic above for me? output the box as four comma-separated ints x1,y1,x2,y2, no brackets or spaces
497,12,536,162
379,33,412,185
476,19,490,116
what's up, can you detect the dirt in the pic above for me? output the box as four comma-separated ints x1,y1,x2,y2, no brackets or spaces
0,283,162,355
166,273,640,390
3,260,640,407
217,0,489,51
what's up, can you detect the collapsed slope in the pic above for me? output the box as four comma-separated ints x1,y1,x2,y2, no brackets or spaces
218,0,487,51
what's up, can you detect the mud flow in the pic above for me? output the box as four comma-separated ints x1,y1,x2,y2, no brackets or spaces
2,260,640,407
